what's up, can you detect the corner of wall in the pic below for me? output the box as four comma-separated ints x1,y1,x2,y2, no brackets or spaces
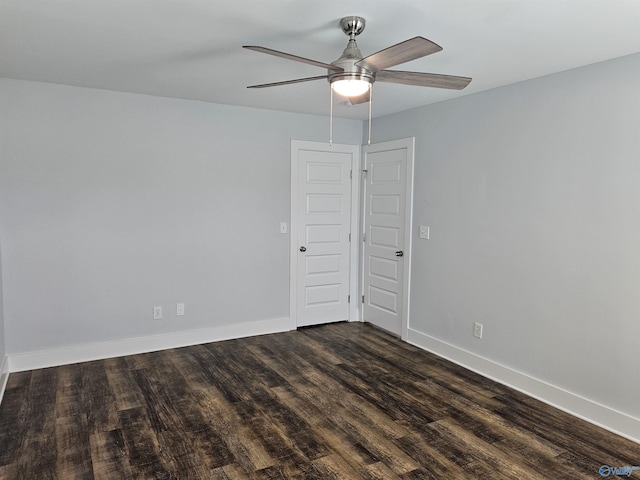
0,355,8,406
407,327,640,445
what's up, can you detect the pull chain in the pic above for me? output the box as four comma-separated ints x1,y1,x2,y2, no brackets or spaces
329,86,334,146
367,85,373,146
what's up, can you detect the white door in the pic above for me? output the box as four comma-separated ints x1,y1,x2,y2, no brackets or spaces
362,138,414,337
291,141,358,327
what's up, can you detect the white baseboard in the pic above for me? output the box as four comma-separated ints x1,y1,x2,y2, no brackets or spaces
406,327,640,444
8,317,292,373
0,355,9,405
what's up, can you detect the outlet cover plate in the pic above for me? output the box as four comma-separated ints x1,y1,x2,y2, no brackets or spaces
474,322,483,339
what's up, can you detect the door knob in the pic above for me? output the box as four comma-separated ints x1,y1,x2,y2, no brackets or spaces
395,250,404,257
299,246,307,252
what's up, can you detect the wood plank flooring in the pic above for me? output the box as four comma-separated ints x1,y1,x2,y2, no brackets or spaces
0,322,638,479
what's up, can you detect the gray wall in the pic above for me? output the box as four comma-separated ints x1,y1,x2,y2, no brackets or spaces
0,79,362,354
369,53,640,420
0,241,4,363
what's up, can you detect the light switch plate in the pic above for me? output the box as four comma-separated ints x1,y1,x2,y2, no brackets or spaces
280,222,288,234
419,225,430,239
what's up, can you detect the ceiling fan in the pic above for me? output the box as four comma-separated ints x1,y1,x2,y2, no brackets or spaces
243,16,471,143
243,16,471,103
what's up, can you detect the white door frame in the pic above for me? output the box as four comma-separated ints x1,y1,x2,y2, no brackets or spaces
361,137,415,341
289,140,362,329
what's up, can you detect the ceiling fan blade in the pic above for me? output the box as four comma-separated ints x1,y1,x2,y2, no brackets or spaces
347,91,371,105
376,70,472,90
243,46,343,71
247,75,328,89
356,37,442,72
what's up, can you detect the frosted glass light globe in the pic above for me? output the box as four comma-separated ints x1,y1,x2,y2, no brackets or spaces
331,79,370,97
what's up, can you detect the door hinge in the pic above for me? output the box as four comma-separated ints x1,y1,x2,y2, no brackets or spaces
348,295,351,303
349,233,351,242
362,295,365,303
350,169,353,179
362,169,368,178
362,233,366,242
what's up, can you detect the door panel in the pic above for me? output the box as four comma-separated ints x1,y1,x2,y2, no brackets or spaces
292,143,357,327
369,256,398,280
362,139,414,336
306,255,341,275
369,286,398,313
370,225,400,248
371,195,401,215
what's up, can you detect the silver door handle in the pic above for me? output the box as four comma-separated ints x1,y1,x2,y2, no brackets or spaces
299,246,307,252
395,250,404,257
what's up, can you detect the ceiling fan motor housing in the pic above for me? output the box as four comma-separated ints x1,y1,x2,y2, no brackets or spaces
329,16,374,87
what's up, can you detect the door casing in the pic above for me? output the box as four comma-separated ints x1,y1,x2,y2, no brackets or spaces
290,138,413,338
361,138,415,340
289,140,361,329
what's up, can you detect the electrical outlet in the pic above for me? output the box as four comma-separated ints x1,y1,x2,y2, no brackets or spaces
177,303,185,316
153,306,162,320
474,322,483,339
419,225,430,239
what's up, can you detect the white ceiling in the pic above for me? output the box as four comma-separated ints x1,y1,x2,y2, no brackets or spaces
2,0,640,120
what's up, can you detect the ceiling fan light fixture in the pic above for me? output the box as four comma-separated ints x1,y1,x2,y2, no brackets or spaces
331,77,371,97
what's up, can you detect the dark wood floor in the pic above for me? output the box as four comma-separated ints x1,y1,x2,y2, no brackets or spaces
0,322,638,479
